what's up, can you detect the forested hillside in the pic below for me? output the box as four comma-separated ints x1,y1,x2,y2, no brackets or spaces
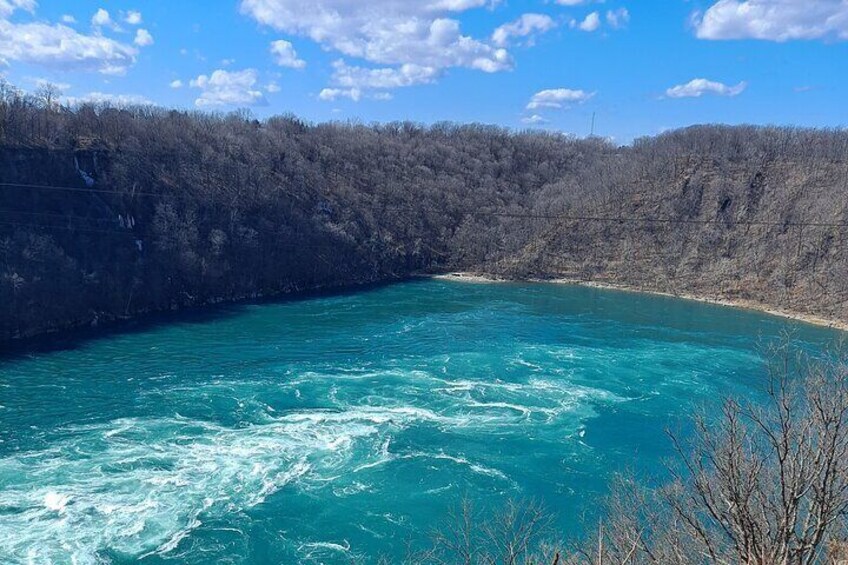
493,127,848,321
1,81,847,341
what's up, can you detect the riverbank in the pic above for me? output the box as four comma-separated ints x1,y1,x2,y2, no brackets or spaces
432,272,848,332
0,276,405,355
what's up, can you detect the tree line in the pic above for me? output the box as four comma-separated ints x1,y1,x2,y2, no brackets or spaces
1,79,847,341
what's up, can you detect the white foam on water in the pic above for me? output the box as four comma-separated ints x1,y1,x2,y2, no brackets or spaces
42,492,70,513
467,401,532,419
0,404,446,564
433,378,526,394
103,421,136,438
142,516,202,558
1,354,627,564
333,480,372,497
424,484,454,495
287,368,433,387
297,539,354,563
399,452,515,485
299,540,350,553
511,357,545,371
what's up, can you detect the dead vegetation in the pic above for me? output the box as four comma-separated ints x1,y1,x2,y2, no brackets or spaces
404,344,848,565
2,79,848,341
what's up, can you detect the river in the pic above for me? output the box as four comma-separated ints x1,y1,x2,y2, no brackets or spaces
0,279,841,563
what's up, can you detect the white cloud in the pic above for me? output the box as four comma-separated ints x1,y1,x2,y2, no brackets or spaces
124,10,142,25
64,91,153,106
91,8,113,28
240,0,513,93
190,68,268,107
240,1,512,71
606,8,630,29
521,114,548,124
555,0,589,5
319,87,361,101
60,14,75,24
665,78,748,98
429,0,492,10
266,81,281,92
527,88,595,109
0,0,35,18
573,11,601,32
318,86,392,102
169,79,183,88
134,28,153,46
492,13,556,46
0,16,138,74
270,39,306,68
693,0,848,41
330,60,441,90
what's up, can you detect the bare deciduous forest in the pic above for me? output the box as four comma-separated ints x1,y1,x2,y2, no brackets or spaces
2,80,848,341
3,82,848,564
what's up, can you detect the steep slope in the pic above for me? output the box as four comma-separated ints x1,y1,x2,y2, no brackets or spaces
1,89,847,341
488,127,848,323
1,94,599,341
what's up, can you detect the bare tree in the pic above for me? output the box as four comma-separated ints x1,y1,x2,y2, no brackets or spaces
408,497,558,565
567,344,848,565
34,82,63,109
3,72,848,344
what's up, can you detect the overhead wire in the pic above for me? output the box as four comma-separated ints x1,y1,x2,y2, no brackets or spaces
2,180,846,229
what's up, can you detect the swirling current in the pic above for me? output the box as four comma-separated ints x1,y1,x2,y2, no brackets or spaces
0,279,841,563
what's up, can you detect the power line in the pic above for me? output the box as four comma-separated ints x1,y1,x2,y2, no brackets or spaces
0,209,121,223
2,208,846,231
0,220,137,236
0,220,407,252
0,181,172,198
476,212,848,228
2,182,847,228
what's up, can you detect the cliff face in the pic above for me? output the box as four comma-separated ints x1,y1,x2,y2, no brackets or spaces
0,145,422,341
1,98,846,342
486,129,848,323
0,103,595,341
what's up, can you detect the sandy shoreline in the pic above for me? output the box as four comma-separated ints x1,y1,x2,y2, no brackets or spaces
431,272,848,332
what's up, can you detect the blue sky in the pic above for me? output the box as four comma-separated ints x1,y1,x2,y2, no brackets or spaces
1,0,846,142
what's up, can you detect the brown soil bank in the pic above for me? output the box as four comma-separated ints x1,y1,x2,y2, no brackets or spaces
434,273,848,332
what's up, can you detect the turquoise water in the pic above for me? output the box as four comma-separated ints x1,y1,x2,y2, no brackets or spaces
0,279,841,564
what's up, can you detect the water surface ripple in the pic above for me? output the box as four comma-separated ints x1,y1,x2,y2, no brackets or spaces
0,280,840,563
